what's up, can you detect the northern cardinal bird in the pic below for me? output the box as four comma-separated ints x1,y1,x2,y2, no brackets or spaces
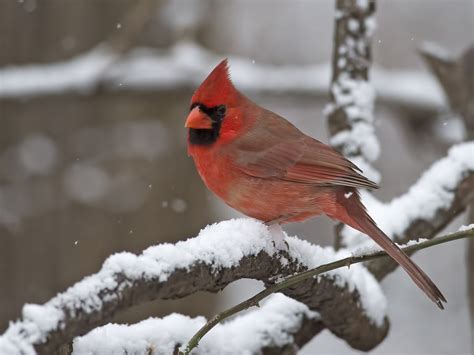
185,59,446,309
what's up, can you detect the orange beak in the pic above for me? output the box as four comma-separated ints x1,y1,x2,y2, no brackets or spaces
185,107,213,129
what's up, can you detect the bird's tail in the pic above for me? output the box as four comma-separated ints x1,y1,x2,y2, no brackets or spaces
330,188,446,309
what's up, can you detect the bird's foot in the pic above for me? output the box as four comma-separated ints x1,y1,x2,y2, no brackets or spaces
268,224,289,252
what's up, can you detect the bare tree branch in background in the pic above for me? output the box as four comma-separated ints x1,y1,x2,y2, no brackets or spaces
420,42,474,347
95,0,159,83
105,0,158,55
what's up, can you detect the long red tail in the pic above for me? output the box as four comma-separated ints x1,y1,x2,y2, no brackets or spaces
331,188,446,309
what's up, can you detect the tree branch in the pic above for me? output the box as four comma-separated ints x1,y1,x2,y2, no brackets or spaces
0,220,388,354
326,0,380,184
366,151,474,279
180,228,474,355
72,294,324,355
420,41,474,348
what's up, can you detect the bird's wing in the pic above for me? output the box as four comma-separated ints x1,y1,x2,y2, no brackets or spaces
231,115,378,189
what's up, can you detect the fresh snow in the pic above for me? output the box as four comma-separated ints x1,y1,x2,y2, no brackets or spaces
327,74,381,183
351,238,429,257
326,8,381,184
287,237,387,326
73,294,319,355
420,41,454,62
0,218,387,354
341,142,474,250
458,224,474,232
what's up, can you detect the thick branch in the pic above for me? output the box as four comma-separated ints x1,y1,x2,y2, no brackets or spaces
71,294,324,355
368,173,474,279
0,220,388,354
180,229,474,355
67,228,474,354
332,142,474,278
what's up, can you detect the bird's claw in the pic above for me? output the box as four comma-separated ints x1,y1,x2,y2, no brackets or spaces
271,239,290,252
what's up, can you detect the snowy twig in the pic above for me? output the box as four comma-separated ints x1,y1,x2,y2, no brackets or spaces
326,0,380,183
180,228,474,355
0,219,388,354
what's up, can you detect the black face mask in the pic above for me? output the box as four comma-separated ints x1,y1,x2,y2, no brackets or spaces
188,104,226,146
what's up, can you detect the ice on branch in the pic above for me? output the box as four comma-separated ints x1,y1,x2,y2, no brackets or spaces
0,219,387,354
73,294,319,355
341,142,474,249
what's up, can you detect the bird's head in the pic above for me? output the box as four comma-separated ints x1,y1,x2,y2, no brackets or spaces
185,59,244,146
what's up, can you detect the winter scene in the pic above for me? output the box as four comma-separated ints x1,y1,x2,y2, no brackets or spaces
0,0,473,354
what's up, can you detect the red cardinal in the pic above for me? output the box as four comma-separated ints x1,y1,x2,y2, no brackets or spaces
185,59,446,309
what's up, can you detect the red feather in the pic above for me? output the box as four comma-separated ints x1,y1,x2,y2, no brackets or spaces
191,59,239,108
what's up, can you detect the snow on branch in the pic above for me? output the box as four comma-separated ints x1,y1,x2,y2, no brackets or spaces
340,142,474,278
72,294,323,355
0,42,444,113
325,0,380,183
0,219,388,354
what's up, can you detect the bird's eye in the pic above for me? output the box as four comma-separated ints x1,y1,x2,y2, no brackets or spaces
216,105,226,117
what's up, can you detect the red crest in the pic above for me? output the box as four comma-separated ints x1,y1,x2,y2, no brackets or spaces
191,59,239,107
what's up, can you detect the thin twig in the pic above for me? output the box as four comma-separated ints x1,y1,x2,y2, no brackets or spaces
179,228,474,355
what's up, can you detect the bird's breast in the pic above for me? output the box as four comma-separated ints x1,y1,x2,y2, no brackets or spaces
189,146,332,221
189,146,237,201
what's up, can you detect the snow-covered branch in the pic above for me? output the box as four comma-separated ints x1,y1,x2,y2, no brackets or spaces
340,142,474,278
325,0,380,183
68,227,474,355
73,294,323,355
0,219,388,354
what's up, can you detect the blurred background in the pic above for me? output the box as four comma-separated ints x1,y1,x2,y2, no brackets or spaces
0,0,473,354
